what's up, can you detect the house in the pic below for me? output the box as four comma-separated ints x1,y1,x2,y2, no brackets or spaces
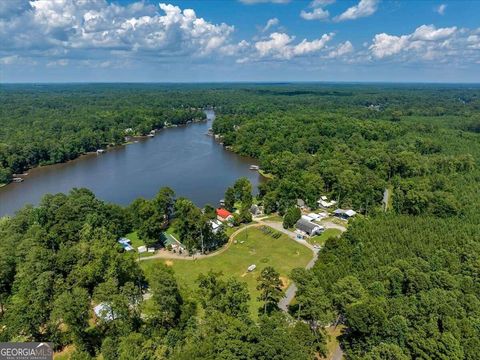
307,213,322,221
295,218,324,236
301,214,315,222
250,204,263,216
333,209,357,220
317,196,337,209
118,237,134,251
164,233,185,252
216,208,233,222
210,219,222,234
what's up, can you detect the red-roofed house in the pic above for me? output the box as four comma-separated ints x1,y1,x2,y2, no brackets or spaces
216,208,233,222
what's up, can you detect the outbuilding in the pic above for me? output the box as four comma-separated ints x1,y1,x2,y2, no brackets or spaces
333,209,357,220
295,218,324,236
317,196,337,209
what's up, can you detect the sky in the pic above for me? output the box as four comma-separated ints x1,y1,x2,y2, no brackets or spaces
0,0,479,83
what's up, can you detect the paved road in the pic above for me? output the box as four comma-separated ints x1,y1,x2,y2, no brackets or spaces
276,219,346,313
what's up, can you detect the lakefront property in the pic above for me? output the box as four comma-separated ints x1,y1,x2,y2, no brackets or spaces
1,1,479,359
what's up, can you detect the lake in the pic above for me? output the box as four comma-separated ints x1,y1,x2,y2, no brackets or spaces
0,110,262,216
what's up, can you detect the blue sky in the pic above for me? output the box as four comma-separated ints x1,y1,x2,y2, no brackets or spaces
0,0,479,83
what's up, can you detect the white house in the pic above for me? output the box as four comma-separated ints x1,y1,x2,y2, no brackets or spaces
333,209,357,220
317,196,337,209
210,219,222,234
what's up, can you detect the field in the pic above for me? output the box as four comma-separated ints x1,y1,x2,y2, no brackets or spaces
141,225,312,316
308,228,343,246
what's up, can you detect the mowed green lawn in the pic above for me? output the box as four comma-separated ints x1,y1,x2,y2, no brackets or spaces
308,228,342,246
141,225,312,317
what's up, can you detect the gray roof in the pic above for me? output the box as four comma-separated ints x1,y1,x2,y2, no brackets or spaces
296,199,305,207
334,209,356,217
295,219,319,234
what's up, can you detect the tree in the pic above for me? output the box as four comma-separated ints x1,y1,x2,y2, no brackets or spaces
332,276,366,315
224,186,235,212
52,287,90,348
197,271,250,318
283,206,301,229
149,264,182,328
257,266,283,315
174,198,203,253
153,187,175,223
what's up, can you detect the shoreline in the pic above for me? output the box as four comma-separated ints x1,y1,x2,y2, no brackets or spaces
1,117,210,190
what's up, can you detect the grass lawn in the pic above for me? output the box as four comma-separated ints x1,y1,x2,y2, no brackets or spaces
262,214,283,222
126,231,143,248
323,325,345,360
165,219,181,240
308,229,342,246
141,225,312,317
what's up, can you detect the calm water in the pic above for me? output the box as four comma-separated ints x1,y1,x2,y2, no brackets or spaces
0,110,262,216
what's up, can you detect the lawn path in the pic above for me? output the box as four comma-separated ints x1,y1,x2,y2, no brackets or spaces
138,223,260,262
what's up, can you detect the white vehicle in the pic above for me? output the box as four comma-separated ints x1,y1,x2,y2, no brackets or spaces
247,264,256,272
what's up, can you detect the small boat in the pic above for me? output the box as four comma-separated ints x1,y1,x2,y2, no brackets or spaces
249,165,259,170
96,149,106,154
12,177,24,183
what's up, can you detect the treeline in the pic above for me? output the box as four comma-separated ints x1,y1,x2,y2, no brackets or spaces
211,84,480,359
213,94,479,217
292,215,480,359
0,85,208,184
0,188,321,359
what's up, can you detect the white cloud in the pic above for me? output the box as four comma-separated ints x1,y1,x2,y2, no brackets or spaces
310,0,336,6
239,0,290,4
0,55,19,65
47,59,69,67
300,8,330,21
411,24,456,41
369,24,465,61
263,18,279,32
300,0,335,21
244,32,334,61
334,0,379,22
0,1,235,59
328,41,354,58
436,4,447,15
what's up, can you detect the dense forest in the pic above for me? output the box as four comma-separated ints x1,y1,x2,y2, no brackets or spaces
0,84,208,184
212,84,480,359
1,83,480,359
0,188,318,359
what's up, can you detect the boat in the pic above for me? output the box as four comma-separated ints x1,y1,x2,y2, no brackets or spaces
12,177,24,183
96,149,106,154
249,165,259,170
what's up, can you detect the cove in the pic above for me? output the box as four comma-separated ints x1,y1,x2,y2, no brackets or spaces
0,110,262,216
